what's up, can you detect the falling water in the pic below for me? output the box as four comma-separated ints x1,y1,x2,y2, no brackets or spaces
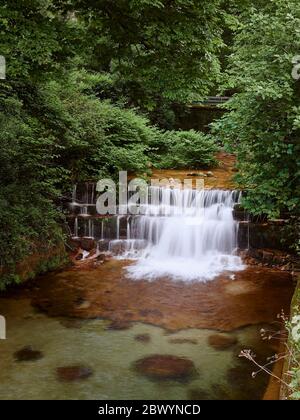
80,206,88,216
72,184,77,204
116,216,120,240
88,219,94,238
74,217,78,238
127,217,131,240
124,187,244,281
69,185,245,282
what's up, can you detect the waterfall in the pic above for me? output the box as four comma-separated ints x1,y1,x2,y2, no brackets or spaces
124,187,244,281
116,216,120,240
74,217,78,238
69,184,245,282
72,184,77,204
127,217,131,240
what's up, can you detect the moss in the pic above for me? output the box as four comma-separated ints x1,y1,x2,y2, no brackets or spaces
0,240,68,290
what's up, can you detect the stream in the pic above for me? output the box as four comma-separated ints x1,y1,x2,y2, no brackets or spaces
0,165,295,400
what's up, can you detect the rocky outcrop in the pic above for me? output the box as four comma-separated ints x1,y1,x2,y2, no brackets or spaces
240,248,300,271
238,220,294,251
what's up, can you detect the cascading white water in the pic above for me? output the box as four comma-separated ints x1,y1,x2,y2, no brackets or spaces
70,185,245,282
109,187,244,282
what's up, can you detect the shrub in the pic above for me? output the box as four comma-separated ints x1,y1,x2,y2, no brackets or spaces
149,130,218,169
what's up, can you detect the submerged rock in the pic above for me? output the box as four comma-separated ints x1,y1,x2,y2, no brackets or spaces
14,346,43,362
107,319,132,330
56,365,93,382
168,338,198,345
134,334,151,343
134,354,197,382
208,334,238,350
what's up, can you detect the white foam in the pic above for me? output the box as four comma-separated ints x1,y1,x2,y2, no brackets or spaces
124,188,245,282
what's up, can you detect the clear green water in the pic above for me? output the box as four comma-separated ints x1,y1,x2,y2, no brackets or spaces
0,297,274,400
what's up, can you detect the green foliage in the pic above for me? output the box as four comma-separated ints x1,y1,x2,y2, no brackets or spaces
1,62,216,287
0,94,66,285
286,293,300,399
4,0,300,288
0,0,82,81
39,72,159,181
149,130,218,169
213,0,300,218
72,0,224,127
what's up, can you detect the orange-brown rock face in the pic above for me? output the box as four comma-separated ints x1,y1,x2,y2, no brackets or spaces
151,152,238,190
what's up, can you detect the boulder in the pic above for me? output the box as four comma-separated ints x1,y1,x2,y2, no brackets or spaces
134,354,197,381
208,334,238,350
56,365,93,382
14,346,43,362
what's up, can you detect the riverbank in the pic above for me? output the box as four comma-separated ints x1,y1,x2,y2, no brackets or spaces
280,275,300,399
0,241,68,288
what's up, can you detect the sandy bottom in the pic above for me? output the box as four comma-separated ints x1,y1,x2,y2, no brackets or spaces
0,260,294,400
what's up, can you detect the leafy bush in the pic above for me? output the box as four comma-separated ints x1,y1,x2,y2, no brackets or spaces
0,95,66,287
149,130,218,169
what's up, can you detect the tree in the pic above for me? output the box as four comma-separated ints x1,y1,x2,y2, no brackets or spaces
73,0,224,117
213,0,300,218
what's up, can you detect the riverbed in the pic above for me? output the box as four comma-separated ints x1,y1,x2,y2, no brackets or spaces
0,261,294,400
